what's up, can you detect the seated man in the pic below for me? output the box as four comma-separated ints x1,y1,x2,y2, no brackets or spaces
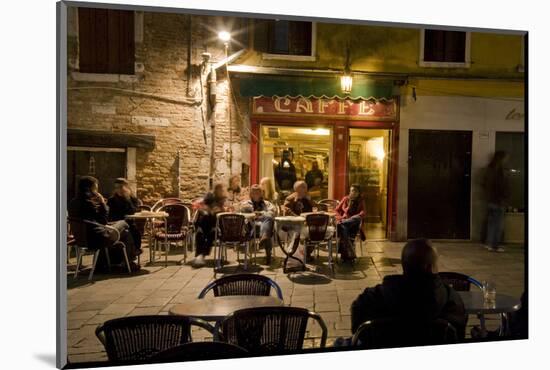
350,239,467,339
239,184,276,265
107,178,142,252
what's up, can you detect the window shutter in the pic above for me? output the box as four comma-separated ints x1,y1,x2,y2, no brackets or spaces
424,30,465,63
93,8,109,73
116,10,135,74
253,19,269,53
289,21,312,56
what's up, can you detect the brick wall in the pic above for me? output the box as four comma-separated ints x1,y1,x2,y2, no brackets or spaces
67,9,251,204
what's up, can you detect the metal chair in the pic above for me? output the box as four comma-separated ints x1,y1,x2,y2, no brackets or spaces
304,213,336,273
351,318,458,348
198,273,284,300
150,342,248,362
438,272,483,291
214,213,252,272
153,204,191,266
68,218,132,280
220,306,327,355
95,315,215,363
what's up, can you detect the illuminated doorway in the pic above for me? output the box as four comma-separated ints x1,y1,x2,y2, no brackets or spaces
348,128,391,240
259,125,333,201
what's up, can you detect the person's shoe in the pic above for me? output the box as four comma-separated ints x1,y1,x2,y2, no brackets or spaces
489,247,505,253
135,249,143,256
192,254,206,267
129,262,141,272
483,245,492,250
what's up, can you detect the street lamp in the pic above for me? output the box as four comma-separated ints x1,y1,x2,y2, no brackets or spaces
218,30,231,45
340,73,353,94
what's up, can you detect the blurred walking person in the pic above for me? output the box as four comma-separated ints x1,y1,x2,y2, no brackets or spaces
483,151,510,252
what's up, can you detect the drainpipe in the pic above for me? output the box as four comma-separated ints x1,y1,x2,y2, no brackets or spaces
203,52,217,190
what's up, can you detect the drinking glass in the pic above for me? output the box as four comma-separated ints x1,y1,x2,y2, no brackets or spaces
482,281,497,306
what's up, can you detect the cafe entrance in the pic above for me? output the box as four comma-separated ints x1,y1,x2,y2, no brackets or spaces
250,95,399,240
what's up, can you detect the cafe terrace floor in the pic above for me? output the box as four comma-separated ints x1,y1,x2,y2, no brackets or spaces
66,241,525,363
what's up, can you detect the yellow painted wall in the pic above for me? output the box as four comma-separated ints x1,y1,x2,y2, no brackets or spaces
236,23,525,98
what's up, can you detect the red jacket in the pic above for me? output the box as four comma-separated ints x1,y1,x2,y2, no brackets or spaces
335,196,365,223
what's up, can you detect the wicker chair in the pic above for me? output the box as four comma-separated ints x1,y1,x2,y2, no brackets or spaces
153,204,191,266
351,318,458,349
95,315,215,363
439,272,483,291
151,197,184,212
68,218,132,280
304,213,336,272
220,306,327,355
214,213,251,272
151,342,248,362
198,273,284,300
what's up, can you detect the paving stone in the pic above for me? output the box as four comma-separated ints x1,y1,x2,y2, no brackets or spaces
99,303,137,316
137,296,172,307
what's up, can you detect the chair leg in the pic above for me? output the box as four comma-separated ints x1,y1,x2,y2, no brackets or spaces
165,240,169,267
104,248,111,272
122,246,132,274
88,249,101,281
74,248,83,279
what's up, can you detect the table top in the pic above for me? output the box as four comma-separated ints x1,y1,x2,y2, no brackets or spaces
458,291,521,314
301,211,337,218
169,295,284,321
275,216,306,223
125,211,168,219
216,212,256,219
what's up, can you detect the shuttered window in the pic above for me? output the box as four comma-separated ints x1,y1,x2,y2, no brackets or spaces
255,20,312,56
78,8,135,74
423,30,466,63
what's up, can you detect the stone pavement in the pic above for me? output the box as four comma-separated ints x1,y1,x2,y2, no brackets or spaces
66,241,525,363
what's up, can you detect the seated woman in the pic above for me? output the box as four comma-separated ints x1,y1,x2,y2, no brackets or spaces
239,184,276,265
227,174,249,210
68,176,140,272
335,184,365,262
192,183,228,267
107,178,142,252
260,176,280,209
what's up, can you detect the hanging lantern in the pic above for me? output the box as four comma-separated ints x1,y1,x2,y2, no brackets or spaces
340,73,353,94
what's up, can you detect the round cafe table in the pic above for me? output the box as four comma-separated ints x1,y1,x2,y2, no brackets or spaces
458,291,521,336
274,216,306,273
170,295,284,339
125,211,168,265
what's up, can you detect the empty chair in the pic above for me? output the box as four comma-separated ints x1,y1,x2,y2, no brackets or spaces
68,218,132,280
214,213,251,271
151,342,248,362
220,306,327,355
439,272,483,291
198,273,283,300
351,318,458,349
304,213,335,271
95,315,215,363
151,197,184,212
153,204,192,265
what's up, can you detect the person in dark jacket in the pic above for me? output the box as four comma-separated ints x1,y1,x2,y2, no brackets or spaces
274,150,297,192
192,183,228,267
305,161,324,189
483,151,510,252
68,176,140,271
107,178,142,251
350,239,467,339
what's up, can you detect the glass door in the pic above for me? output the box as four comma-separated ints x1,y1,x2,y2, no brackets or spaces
260,125,333,201
348,128,391,240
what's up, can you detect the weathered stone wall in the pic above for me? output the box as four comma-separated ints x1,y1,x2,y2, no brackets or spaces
67,9,251,204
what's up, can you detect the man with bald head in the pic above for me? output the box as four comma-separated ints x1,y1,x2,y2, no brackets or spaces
350,239,467,339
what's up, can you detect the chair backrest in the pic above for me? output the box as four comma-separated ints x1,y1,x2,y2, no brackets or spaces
159,204,191,234
152,198,184,212
318,199,340,211
138,205,152,212
305,213,329,242
96,315,213,363
439,272,482,291
68,217,90,249
220,306,327,355
217,213,247,243
151,342,248,362
351,318,457,348
198,273,284,300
